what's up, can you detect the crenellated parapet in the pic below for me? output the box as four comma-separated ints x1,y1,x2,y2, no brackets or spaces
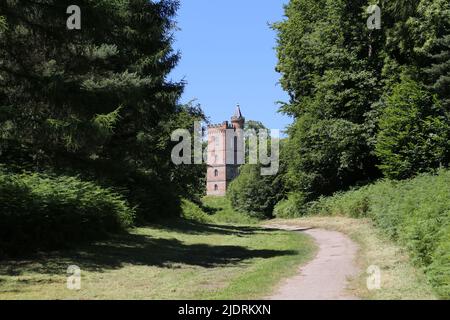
207,121,234,130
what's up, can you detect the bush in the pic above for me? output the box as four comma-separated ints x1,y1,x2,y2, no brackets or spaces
307,170,450,299
307,186,371,219
427,225,450,298
0,171,135,257
181,199,211,223
228,164,284,218
202,196,261,225
273,193,306,218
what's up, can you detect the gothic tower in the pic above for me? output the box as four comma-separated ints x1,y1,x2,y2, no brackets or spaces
206,105,245,196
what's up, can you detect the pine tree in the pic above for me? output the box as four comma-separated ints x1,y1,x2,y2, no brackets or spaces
0,0,200,218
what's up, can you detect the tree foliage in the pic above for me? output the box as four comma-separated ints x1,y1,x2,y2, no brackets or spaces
0,15,6,32
0,0,204,220
271,0,450,209
227,164,284,218
427,34,450,109
285,115,376,200
272,0,382,203
376,76,450,179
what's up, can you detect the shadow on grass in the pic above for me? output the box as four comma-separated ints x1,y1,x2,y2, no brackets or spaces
198,202,219,215
0,221,294,277
151,219,274,236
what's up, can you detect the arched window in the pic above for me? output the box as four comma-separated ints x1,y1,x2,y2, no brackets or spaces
214,184,218,191
214,169,219,177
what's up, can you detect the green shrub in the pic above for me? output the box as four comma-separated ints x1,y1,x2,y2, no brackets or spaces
228,164,284,218
307,186,371,219
307,170,450,299
427,225,450,298
201,196,261,225
273,193,306,218
181,199,211,223
0,171,135,257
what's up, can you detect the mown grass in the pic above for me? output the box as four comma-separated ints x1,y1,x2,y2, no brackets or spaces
268,217,438,300
0,198,315,300
200,196,262,225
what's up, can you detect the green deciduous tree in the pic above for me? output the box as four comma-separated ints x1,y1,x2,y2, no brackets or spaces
376,76,450,179
272,0,450,208
285,115,376,200
273,0,383,204
427,33,450,109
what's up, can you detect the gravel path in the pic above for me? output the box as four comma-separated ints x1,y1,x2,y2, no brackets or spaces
267,225,360,300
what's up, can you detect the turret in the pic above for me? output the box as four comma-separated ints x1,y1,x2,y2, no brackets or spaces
231,104,245,129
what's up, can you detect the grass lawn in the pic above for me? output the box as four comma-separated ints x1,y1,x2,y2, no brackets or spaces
0,198,316,300
201,196,262,225
270,217,438,300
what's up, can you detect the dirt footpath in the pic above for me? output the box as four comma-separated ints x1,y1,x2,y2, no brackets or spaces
267,225,360,300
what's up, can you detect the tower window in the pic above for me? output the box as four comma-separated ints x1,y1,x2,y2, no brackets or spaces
214,184,218,191
215,134,220,148
214,169,219,177
234,136,238,165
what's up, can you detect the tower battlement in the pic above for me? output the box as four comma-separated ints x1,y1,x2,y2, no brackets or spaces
207,121,234,129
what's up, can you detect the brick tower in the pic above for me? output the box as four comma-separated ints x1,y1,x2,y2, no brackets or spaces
206,105,245,196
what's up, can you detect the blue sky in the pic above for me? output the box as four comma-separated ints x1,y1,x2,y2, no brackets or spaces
170,0,291,131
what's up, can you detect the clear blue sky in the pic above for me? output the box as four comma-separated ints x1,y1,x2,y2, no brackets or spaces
169,0,291,131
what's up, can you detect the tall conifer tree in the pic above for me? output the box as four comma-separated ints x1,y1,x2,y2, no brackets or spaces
0,0,201,218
